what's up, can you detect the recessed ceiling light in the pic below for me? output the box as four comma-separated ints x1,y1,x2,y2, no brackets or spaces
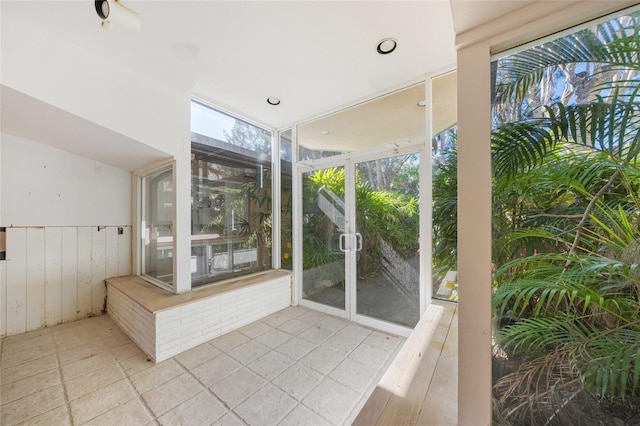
376,38,397,55
267,97,281,106
320,130,330,135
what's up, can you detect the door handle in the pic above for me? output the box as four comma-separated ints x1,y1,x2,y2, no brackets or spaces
355,233,363,252
339,233,348,252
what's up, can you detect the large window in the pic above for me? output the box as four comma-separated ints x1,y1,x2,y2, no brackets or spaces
190,101,273,286
491,9,640,423
139,163,174,287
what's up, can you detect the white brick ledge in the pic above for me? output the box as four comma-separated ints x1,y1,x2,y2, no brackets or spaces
106,271,292,362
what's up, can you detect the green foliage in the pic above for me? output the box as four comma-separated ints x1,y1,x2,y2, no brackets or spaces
432,148,458,274
489,9,640,421
302,166,419,276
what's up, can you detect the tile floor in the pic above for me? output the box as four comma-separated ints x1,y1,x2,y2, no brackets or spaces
1,306,405,425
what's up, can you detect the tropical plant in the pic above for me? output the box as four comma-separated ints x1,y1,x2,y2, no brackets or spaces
301,166,419,278
488,9,640,424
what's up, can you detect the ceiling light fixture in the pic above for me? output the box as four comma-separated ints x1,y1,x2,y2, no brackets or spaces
95,0,141,31
267,97,281,106
376,38,397,55
417,100,427,107
320,130,330,135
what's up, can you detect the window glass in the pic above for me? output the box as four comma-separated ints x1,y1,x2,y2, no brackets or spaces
140,164,174,287
191,100,271,155
297,83,426,160
491,9,640,423
191,101,273,286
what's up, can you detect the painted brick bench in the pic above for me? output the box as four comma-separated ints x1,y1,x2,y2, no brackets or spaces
106,271,292,362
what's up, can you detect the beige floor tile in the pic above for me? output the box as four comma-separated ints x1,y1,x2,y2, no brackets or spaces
174,342,221,370
142,373,203,417
234,383,296,425
348,342,392,370
158,391,227,426
0,305,443,426
248,350,293,380
1,354,58,385
53,329,102,348
0,343,56,369
102,332,133,348
209,367,267,409
118,351,154,375
227,340,269,365
320,334,361,356
277,318,311,335
260,311,291,328
300,346,344,375
275,337,316,361
69,379,135,424
97,322,126,339
280,306,310,319
364,330,404,352
1,385,65,425
82,397,152,426
237,321,272,339
61,351,115,381
15,403,71,426
254,328,292,349
130,358,184,394
2,328,51,345
65,363,124,401
295,310,327,325
1,333,54,356
1,368,60,405
57,338,108,365
110,341,143,361
334,324,372,342
298,325,334,345
213,412,246,426
272,364,323,401
279,404,332,426
211,331,250,352
316,316,348,333
302,378,361,425
330,358,377,394
190,354,242,387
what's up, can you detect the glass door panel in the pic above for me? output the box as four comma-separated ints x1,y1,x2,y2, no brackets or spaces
354,154,420,327
301,166,346,310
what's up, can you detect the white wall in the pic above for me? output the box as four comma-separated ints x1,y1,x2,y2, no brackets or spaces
2,14,192,295
1,133,131,227
0,134,133,336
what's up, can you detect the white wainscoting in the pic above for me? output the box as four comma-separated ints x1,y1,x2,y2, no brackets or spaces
0,226,131,337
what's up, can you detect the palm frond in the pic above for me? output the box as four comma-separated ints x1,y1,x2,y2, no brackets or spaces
494,12,640,105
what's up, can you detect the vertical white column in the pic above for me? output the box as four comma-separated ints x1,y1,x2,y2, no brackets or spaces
421,78,433,315
457,40,492,425
174,150,191,294
291,126,301,306
272,131,282,270
174,96,193,294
